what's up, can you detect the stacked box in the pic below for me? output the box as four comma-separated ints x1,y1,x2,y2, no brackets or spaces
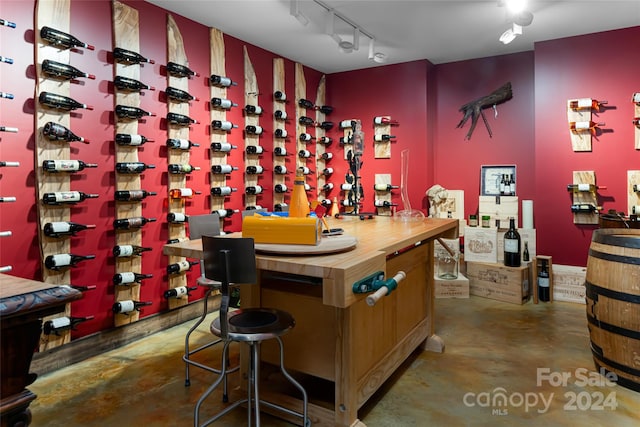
552,264,587,304
467,261,531,304
479,195,518,229
463,226,497,263
435,273,469,299
497,229,537,263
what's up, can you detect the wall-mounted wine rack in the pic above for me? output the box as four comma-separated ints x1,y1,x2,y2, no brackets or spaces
272,58,287,211
571,170,599,224
244,46,261,210
628,170,640,216
566,97,605,152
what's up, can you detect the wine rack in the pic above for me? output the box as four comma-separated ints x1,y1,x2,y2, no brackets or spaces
571,170,599,224
315,75,327,205
294,63,309,180
373,115,393,159
272,58,287,211
374,173,393,216
566,97,605,152
244,46,261,210
628,170,640,216
532,255,553,304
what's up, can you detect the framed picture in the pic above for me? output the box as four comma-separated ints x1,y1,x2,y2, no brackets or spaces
436,190,465,220
481,165,516,196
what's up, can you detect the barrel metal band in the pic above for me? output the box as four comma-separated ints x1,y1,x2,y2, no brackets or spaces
588,248,640,265
587,313,640,340
585,280,640,304
592,360,640,392
590,343,640,381
592,231,640,249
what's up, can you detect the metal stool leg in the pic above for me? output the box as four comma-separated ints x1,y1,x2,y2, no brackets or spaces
184,288,220,386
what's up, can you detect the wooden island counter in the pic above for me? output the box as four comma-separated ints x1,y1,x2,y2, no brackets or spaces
164,216,458,426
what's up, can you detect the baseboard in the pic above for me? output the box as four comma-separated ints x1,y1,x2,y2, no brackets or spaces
31,296,220,375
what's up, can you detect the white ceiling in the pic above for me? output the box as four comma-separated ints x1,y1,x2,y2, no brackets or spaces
146,0,640,74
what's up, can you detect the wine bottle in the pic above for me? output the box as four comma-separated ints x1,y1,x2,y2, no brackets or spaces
321,167,334,176
113,47,154,64
317,121,333,130
210,186,237,196
633,118,640,127
167,260,199,274
298,98,315,109
245,185,264,195
320,152,333,160
339,136,353,145
374,183,399,192
633,93,640,105
210,142,235,152
0,265,12,273
246,165,264,174
274,110,288,120
115,133,153,146
214,208,239,218
42,191,99,205
569,121,605,133
44,253,95,270
322,183,334,191
43,122,88,143
318,105,333,115
523,241,530,262
274,128,288,138
245,125,263,135
113,217,157,229
503,217,521,267
40,26,94,50
374,200,397,207
299,116,315,127
499,174,507,195
274,147,288,156
274,165,287,174
167,212,188,224
114,76,154,92
43,221,95,238
166,61,198,78
566,184,606,193
0,161,19,167
209,74,237,87
244,104,263,115
210,97,237,109
114,190,157,201
211,120,237,131
112,300,152,314
41,59,95,80
274,90,287,101
211,164,237,174
537,260,550,302
167,112,198,126
339,120,355,129
274,203,288,212
0,55,14,64
318,136,333,146
165,86,198,102
571,204,601,213
569,98,607,111
634,184,640,193
298,149,313,158
115,162,155,174
164,286,197,299
42,159,97,173
43,315,94,335
0,92,13,99
373,116,399,126
39,92,93,111
0,126,18,133
169,188,200,199
374,134,396,142
167,138,200,150
113,245,152,257
274,184,288,193
632,206,640,215
299,133,314,142
244,205,263,211
168,164,199,174
113,272,152,285
0,231,12,237
245,145,264,155
300,166,313,175
115,105,155,120
1,18,16,28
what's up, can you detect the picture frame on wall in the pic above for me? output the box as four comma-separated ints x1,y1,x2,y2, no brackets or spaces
481,165,517,196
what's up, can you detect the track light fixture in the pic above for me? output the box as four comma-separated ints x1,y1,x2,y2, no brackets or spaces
497,0,533,45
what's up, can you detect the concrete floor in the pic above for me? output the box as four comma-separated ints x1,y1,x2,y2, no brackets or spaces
29,296,639,427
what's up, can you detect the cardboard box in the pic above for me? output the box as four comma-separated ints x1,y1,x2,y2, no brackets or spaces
463,226,497,263
435,273,469,299
497,229,536,263
467,261,531,304
479,195,518,229
552,264,586,304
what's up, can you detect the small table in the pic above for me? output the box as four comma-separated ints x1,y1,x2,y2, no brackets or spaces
0,274,82,427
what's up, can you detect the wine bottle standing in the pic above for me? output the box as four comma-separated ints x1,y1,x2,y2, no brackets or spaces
39,92,93,111
41,59,95,80
42,191,99,205
167,112,198,126
43,122,88,143
40,26,94,50
113,272,153,285
167,138,199,150
165,87,198,102
42,160,97,173
537,260,550,302
43,315,94,335
167,260,199,274
44,253,95,270
113,47,154,65
113,217,157,230
113,245,152,257
115,190,157,201
115,105,154,120
503,217,521,267
112,300,152,314
115,133,153,146
43,221,95,238
166,61,198,78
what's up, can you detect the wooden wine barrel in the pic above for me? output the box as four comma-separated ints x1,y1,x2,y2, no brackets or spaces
585,228,640,392
598,211,640,229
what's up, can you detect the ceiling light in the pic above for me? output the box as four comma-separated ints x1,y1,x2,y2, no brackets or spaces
499,28,516,44
372,52,387,63
504,0,527,14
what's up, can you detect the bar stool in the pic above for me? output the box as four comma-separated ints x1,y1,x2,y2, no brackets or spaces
194,236,309,427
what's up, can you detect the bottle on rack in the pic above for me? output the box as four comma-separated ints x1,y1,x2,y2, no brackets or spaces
210,164,237,174
42,160,97,173
246,145,264,155
0,161,19,167
112,300,152,314
43,316,94,335
44,253,95,270
273,91,287,102
211,120,237,131
274,165,287,174
318,136,332,146
299,133,315,142
274,184,288,193
164,286,198,299
569,98,607,111
569,121,605,133
43,122,88,143
167,260,199,274
244,104,263,115
39,92,93,111
274,147,288,156
113,76,154,92
210,186,237,196
167,138,199,150
0,92,13,99
210,97,237,110
298,98,315,109
537,260,550,302
166,62,199,78
318,121,334,130
43,221,95,238
274,203,288,212
113,245,152,257
214,208,239,218
566,184,606,193
321,167,334,176
245,125,263,135
115,105,155,120
317,105,333,115
570,204,601,213
339,119,355,129
245,205,264,211
633,118,640,127
0,55,13,64
1,18,17,28
113,272,153,285
374,200,398,208
246,165,264,175
373,116,399,126
0,126,18,133
374,183,400,192
210,142,236,152
115,190,157,202
0,231,11,237
299,116,316,127
167,212,188,223
300,166,313,175
374,134,396,142
289,168,310,218
113,217,157,230
42,191,99,205
209,74,237,87
169,164,199,174
115,133,153,146
320,152,333,160
274,129,288,138
169,188,201,199
298,149,313,158
115,162,155,174
245,185,264,195
0,266,12,273
113,47,154,65
503,217,521,267
165,86,198,102
41,59,95,80
40,26,94,50
167,112,198,126
322,183,334,192
274,110,288,120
